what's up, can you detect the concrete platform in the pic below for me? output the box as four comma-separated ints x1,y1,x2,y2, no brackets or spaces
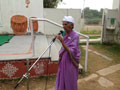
0,35,60,61
0,35,60,79
0,34,83,79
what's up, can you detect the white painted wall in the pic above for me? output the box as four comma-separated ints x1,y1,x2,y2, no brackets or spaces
105,9,118,27
112,0,119,9
0,0,43,34
0,1,2,26
43,8,81,35
68,9,81,32
102,9,120,44
0,2,82,35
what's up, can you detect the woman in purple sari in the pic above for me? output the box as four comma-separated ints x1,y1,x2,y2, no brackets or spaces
55,16,81,90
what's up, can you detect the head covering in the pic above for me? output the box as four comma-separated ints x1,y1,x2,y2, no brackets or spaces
63,16,74,24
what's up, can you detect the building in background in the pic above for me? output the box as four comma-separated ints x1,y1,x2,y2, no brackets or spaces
0,0,81,35
102,0,120,44
0,0,44,34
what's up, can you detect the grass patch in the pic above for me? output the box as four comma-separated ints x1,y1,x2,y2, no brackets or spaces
93,43,120,55
79,45,85,64
79,45,87,75
80,42,101,45
38,75,56,80
80,42,120,56
92,43,120,64
89,36,100,39
106,44,120,53
80,29,101,34
0,78,19,83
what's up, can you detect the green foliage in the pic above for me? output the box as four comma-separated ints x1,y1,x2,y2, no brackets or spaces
89,36,100,39
101,43,120,53
82,7,103,25
83,7,103,19
44,0,62,8
86,18,101,24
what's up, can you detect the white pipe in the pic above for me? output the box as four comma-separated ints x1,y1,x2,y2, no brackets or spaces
30,18,63,28
30,17,89,72
76,32,89,72
30,18,35,56
85,38,89,72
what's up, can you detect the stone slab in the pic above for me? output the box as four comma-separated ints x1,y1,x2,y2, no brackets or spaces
98,77,114,88
84,74,98,81
96,64,120,76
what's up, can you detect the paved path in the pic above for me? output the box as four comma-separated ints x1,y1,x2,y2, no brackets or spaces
77,64,120,88
96,64,120,76
98,77,114,88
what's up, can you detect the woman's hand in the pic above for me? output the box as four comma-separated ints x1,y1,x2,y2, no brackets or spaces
56,35,63,43
56,35,70,53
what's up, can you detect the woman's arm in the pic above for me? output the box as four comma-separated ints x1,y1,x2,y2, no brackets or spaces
56,35,78,67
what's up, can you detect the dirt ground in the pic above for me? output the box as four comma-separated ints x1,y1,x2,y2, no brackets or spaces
0,45,120,90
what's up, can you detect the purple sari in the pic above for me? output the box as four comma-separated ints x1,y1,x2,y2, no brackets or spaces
55,30,81,90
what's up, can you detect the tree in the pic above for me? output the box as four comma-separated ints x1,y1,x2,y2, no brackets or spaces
82,7,103,25
44,0,63,8
98,9,103,18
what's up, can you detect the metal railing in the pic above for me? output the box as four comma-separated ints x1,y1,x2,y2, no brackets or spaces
30,18,89,72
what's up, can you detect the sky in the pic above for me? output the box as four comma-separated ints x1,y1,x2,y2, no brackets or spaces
57,0,113,11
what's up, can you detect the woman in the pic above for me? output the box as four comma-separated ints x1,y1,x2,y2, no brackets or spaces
55,16,81,90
